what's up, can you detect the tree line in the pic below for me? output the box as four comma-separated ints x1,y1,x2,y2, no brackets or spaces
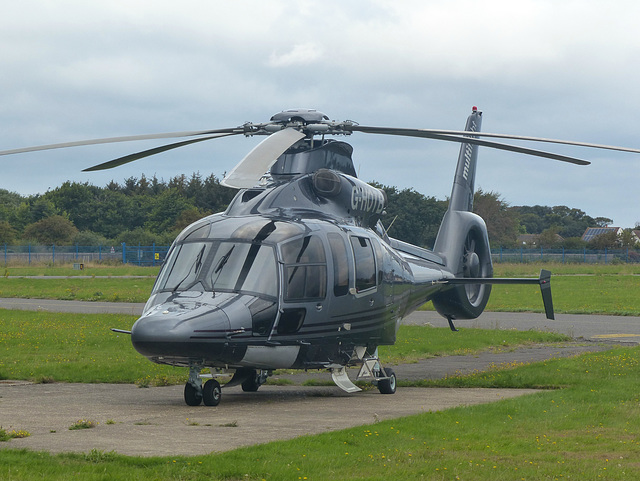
0,173,235,247
0,174,635,249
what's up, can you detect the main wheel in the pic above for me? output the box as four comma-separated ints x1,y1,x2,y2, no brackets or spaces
184,382,202,406
377,367,397,394
241,370,261,392
203,379,222,406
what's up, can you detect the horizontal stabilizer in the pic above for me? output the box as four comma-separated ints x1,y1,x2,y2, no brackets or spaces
443,269,554,320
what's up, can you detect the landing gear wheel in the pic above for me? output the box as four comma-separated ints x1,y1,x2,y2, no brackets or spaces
377,367,397,394
241,370,261,392
203,379,222,406
184,382,202,406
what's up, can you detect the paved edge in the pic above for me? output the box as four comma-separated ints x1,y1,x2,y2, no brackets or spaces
1,300,637,457
0,383,540,457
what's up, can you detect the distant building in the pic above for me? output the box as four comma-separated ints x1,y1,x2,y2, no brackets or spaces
517,233,564,247
581,227,622,242
517,234,539,246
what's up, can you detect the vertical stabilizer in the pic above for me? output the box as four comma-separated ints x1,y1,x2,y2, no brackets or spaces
448,107,482,212
432,108,493,320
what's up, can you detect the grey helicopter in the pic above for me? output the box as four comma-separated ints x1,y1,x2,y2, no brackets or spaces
3,107,639,406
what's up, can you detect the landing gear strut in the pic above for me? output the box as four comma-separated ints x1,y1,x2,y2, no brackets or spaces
331,347,398,395
183,364,223,406
183,365,270,406
241,369,269,392
184,363,204,406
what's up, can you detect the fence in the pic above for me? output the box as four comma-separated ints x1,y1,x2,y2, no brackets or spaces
2,243,171,267
491,247,640,264
3,244,640,266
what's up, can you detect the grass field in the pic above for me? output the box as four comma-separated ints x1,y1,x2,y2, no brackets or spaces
0,310,184,385
3,345,640,479
2,264,160,277
1,262,640,314
1,262,639,479
0,310,568,384
0,277,156,302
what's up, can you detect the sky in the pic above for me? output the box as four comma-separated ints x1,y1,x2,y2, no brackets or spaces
1,0,639,228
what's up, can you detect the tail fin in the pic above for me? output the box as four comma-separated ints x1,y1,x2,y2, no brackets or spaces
448,107,482,212
431,108,493,319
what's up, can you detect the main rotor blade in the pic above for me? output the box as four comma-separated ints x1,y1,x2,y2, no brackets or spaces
222,128,305,188
351,125,640,155
83,133,235,171
352,126,591,165
0,127,243,157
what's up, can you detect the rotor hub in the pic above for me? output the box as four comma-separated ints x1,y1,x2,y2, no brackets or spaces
270,108,329,123
464,251,480,278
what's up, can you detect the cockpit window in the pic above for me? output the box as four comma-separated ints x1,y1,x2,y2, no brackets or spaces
281,235,327,301
154,240,277,298
209,242,276,296
155,242,212,292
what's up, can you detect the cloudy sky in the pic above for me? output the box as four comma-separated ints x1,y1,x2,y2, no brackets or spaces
2,0,639,228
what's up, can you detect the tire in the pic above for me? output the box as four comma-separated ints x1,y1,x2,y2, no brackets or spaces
184,382,202,406
203,379,222,406
241,370,261,392
377,367,397,394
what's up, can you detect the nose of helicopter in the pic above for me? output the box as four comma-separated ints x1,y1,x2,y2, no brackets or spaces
131,293,235,360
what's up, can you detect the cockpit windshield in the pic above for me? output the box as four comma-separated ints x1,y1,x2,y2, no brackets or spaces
154,240,278,298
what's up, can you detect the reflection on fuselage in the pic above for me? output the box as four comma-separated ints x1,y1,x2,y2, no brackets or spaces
132,214,446,370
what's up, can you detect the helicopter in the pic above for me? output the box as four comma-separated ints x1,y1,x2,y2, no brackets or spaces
3,107,639,406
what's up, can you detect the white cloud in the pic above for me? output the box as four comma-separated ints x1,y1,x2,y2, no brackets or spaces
268,43,325,68
0,0,639,227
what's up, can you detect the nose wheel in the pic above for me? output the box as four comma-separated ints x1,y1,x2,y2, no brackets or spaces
184,381,203,406
185,363,223,406
183,377,222,406
203,379,222,406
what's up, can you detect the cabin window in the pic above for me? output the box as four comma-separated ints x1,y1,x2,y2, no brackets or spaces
281,235,327,301
350,236,376,292
371,237,385,285
327,233,350,297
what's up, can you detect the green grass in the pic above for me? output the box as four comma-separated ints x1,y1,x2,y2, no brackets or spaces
0,310,183,384
0,427,30,441
491,262,640,316
487,275,640,316
0,262,638,479
493,261,640,276
2,347,640,479
0,277,155,303
0,310,566,383
2,264,160,277
410,262,640,315
379,325,568,364
1,263,639,315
